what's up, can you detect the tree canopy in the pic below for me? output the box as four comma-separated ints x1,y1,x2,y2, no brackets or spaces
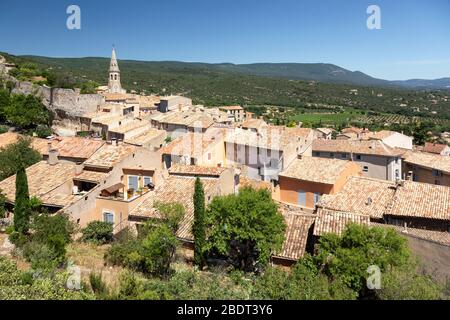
4,94,50,129
193,177,206,268
0,137,42,181
205,187,286,272
13,166,31,235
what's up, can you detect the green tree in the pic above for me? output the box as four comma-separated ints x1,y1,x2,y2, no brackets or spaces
4,94,50,129
0,256,94,300
192,177,206,268
314,224,411,295
140,224,178,277
0,137,42,180
30,213,74,264
0,88,10,121
0,190,6,219
377,267,445,300
13,166,31,234
154,201,185,232
205,187,286,272
81,221,114,245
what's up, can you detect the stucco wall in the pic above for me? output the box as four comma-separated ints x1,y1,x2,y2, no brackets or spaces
315,152,400,181
279,176,334,208
404,235,450,282
403,162,450,187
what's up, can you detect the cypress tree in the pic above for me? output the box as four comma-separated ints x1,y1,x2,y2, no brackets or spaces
13,166,31,234
192,177,206,268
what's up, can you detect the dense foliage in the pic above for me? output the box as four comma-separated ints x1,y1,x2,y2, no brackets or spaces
193,177,206,268
81,221,114,245
0,137,42,181
105,202,184,277
0,87,52,136
105,224,179,278
205,187,286,272
0,256,94,300
0,190,6,219
314,224,411,294
3,53,450,120
13,166,31,235
4,93,50,129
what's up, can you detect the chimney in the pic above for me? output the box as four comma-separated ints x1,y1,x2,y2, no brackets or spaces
47,141,53,153
111,138,117,146
118,139,123,145
407,171,413,181
75,163,83,175
48,148,59,166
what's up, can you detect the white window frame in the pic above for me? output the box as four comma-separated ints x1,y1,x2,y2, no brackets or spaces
143,176,153,186
128,175,139,190
103,211,115,225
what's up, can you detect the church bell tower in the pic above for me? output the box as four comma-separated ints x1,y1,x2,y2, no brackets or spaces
108,47,125,94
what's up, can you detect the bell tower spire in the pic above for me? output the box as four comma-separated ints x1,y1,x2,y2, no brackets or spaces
108,46,125,94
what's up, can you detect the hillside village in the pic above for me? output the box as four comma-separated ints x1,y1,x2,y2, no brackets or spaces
0,49,449,288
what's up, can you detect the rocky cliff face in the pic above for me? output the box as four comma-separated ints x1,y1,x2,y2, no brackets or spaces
11,80,104,117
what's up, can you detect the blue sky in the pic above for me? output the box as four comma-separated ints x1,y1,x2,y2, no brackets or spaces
1,0,449,80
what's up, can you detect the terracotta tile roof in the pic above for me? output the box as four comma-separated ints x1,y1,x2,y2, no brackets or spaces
0,132,21,149
108,119,150,134
280,157,359,185
240,118,268,130
313,208,370,236
124,128,166,146
84,143,138,168
73,170,109,183
317,176,396,219
336,132,358,140
387,181,450,221
341,127,368,134
89,113,126,126
238,176,272,191
316,128,333,135
102,93,129,101
187,115,214,129
371,222,450,247
226,126,313,151
219,106,244,111
168,164,228,177
160,129,225,158
130,176,223,241
156,111,214,127
274,213,315,261
0,161,76,203
403,151,450,173
40,191,80,207
313,139,405,157
369,130,397,140
32,137,105,160
423,142,449,154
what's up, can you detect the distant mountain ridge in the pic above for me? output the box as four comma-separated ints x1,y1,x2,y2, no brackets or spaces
3,52,449,89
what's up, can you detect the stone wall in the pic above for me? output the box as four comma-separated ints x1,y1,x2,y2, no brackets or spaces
404,235,450,282
11,80,104,118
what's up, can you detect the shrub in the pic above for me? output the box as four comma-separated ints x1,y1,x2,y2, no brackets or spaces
105,223,178,277
17,213,75,270
0,125,8,134
35,125,53,138
154,201,185,232
81,221,114,245
104,235,141,267
22,241,61,271
89,272,109,299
